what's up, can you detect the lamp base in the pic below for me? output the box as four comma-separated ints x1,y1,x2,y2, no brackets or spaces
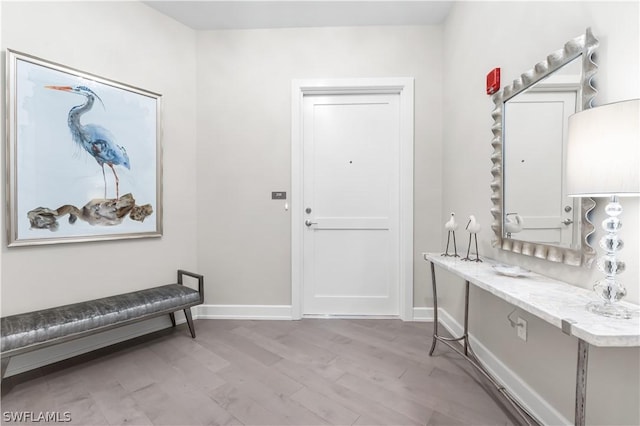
586,301,633,319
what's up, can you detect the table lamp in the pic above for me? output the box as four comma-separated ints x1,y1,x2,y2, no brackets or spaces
566,99,639,319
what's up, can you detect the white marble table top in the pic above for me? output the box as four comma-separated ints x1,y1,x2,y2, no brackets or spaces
424,253,640,347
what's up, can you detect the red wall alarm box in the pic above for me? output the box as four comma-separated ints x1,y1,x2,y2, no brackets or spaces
486,68,501,95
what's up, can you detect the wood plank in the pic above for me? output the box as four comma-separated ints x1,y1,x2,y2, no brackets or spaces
273,358,421,426
209,382,297,425
198,335,304,396
218,365,329,425
290,321,409,378
336,372,434,424
289,386,360,425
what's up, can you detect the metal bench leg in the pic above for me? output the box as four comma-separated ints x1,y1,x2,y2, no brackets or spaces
184,308,196,338
1,357,9,380
169,312,177,327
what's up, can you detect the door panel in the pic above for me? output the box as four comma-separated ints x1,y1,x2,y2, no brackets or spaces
302,93,399,316
313,231,391,297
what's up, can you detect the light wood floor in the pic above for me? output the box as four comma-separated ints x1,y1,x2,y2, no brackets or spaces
1,319,518,425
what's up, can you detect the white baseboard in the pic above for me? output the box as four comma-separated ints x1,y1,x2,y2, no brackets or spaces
194,304,293,320
412,306,435,321
436,309,570,426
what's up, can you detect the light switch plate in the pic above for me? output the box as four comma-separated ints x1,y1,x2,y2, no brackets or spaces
517,317,528,341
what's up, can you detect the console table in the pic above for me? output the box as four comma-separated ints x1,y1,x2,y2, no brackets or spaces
424,253,640,426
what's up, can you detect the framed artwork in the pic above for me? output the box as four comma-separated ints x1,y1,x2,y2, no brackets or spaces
5,49,162,246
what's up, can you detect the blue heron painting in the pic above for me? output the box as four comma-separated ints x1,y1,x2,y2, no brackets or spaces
45,85,130,200
8,50,160,244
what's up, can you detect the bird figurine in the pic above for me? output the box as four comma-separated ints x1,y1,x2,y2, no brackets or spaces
504,213,524,238
46,85,130,200
441,212,459,257
462,215,482,262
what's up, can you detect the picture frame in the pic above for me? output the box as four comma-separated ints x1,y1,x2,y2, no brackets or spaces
5,49,163,246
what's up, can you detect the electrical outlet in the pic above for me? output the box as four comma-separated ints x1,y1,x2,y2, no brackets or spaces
517,317,528,341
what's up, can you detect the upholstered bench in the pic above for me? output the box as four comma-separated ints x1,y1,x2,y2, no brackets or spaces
0,269,203,379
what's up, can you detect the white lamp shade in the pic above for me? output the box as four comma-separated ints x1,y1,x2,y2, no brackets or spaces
566,99,640,197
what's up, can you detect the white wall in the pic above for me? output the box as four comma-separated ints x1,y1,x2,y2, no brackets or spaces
195,26,443,307
441,2,639,424
0,1,198,315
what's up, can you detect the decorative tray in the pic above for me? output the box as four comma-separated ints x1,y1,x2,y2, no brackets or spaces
492,264,533,278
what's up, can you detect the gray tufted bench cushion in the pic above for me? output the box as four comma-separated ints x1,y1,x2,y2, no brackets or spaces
1,270,203,379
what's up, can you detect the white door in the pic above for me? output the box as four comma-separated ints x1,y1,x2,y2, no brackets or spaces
504,90,577,246
302,93,400,316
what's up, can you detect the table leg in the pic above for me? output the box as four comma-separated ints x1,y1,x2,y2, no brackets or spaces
464,280,470,356
575,339,589,426
429,261,439,356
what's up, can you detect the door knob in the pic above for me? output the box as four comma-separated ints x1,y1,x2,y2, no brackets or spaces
562,218,574,225
305,220,317,227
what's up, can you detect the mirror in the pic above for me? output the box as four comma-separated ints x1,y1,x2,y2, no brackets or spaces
490,28,599,266
503,58,581,247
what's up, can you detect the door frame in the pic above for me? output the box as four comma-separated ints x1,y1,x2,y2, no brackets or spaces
291,78,414,320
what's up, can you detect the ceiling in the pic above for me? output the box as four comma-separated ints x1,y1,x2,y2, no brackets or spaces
143,1,454,30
